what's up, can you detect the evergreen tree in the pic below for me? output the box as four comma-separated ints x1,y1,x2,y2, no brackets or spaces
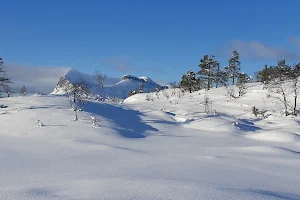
225,50,241,85
215,61,221,88
0,58,11,88
179,70,198,93
197,55,219,90
265,60,292,116
215,67,228,88
275,60,292,81
236,72,251,97
290,63,300,116
256,61,292,85
256,64,270,83
139,83,144,93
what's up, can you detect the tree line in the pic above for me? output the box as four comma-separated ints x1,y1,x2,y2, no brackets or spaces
179,51,252,93
2,53,300,117
177,51,300,116
256,60,300,116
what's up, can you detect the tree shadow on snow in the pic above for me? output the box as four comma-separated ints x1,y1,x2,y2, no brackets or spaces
189,113,262,132
234,118,262,132
219,187,300,200
24,187,65,199
84,102,158,138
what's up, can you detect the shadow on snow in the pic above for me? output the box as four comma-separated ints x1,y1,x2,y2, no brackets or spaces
219,187,300,200
84,102,158,139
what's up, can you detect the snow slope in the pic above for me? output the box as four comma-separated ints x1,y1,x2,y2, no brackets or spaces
51,69,167,99
1,83,300,199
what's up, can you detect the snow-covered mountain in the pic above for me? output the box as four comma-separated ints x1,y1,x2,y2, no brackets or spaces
51,69,167,99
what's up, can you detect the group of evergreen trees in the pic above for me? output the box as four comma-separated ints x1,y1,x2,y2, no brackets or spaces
254,60,300,116
255,60,300,84
178,52,300,116
180,51,251,92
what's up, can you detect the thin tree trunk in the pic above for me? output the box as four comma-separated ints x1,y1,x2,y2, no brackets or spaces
74,112,78,121
208,66,211,90
283,93,288,116
294,92,297,116
73,91,78,120
216,66,220,88
294,80,298,116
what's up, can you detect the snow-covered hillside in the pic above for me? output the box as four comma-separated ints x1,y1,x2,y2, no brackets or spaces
51,69,167,99
1,83,300,199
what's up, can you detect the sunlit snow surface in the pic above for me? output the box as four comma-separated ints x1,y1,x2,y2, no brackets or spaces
1,83,300,199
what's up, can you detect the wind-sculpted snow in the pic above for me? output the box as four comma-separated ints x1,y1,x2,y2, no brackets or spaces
1,82,300,199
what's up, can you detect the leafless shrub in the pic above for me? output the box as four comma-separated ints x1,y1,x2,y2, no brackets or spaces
162,90,170,99
252,106,267,119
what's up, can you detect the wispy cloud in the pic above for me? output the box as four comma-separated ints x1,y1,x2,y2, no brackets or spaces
146,67,165,74
289,36,300,47
223,40,300,61
102,55,166,75
4,64,70,94
103,55,133,72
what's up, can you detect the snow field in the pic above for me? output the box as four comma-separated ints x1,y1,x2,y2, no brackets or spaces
0,82,300,199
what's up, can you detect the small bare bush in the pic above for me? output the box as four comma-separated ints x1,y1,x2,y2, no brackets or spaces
203,95,215,114
252,106,267,119
162,90,170,100
145,92,154,101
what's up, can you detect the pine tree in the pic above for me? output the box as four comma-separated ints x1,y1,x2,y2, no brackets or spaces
236,72,251,97
225,50,241,85
215,66,228,88
139,83,144,93
215,64,220,88
276,60,292,81
266,60,292,116
0,58,11,88
290,63,300,116
197,55,219,90
257,64,270,83
179,70,198,93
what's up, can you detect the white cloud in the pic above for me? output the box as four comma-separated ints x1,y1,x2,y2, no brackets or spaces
4,64,70,94
225,40,300,61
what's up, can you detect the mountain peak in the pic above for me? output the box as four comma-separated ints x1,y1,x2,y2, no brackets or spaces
52,69,167,99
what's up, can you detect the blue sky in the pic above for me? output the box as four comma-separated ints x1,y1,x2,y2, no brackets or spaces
1,0,300,84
